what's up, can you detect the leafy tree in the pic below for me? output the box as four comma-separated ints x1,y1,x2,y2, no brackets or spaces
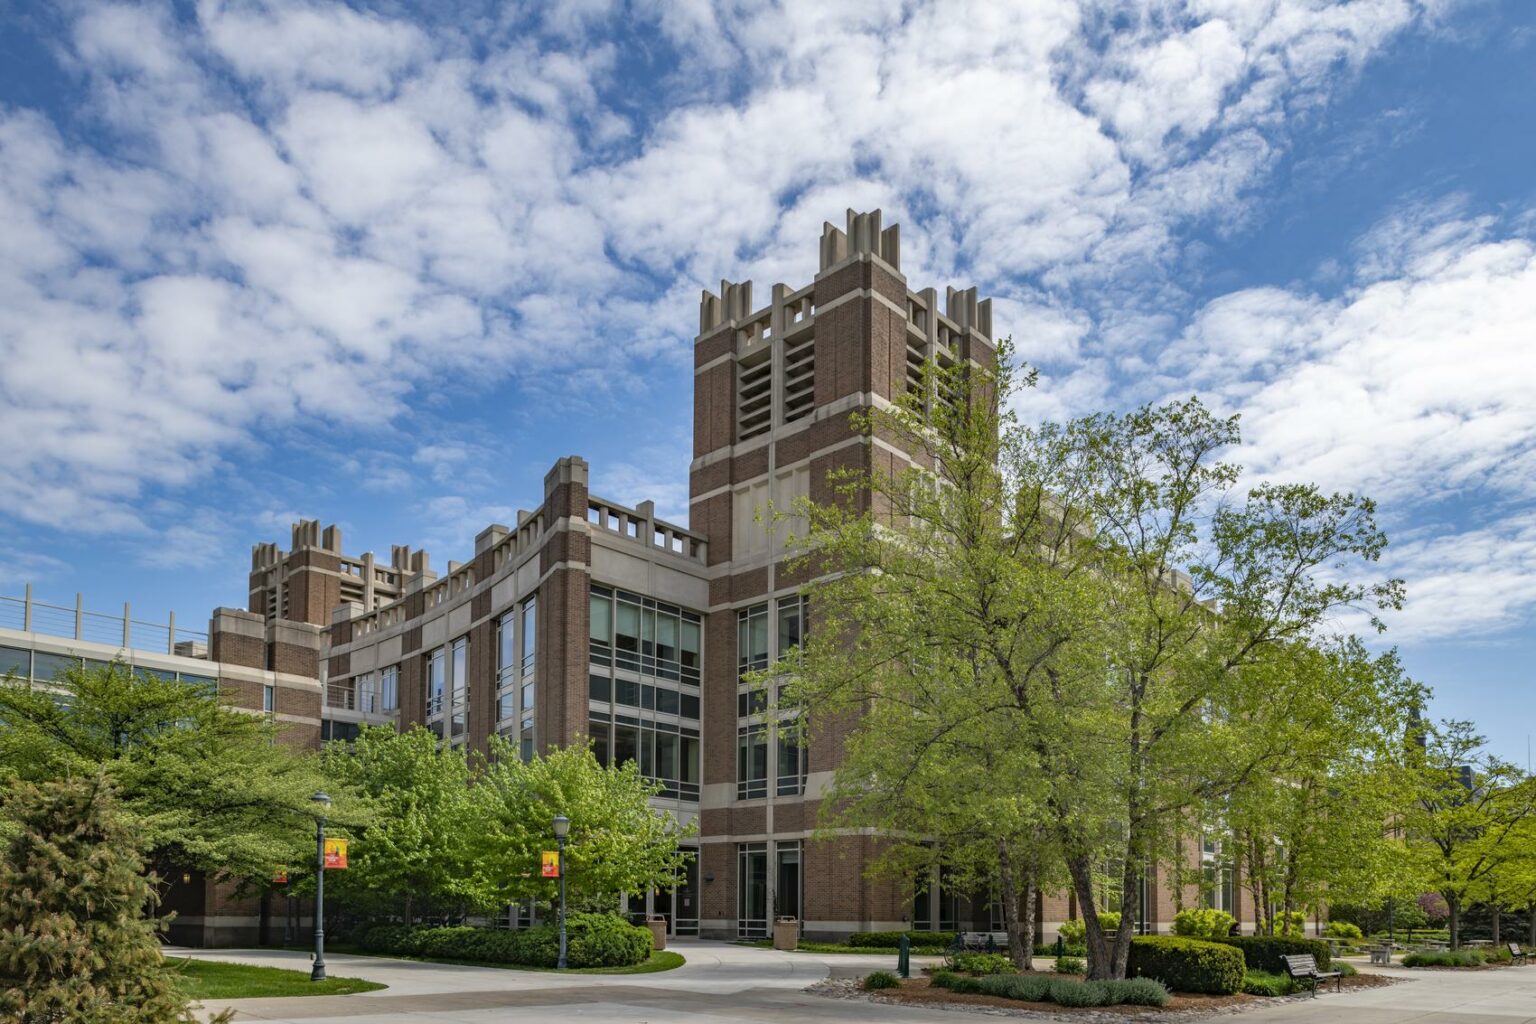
1219,642,1420,935
320,730,693,922
0,774,230,1024
477,739,696,909
319,725,489,924
0,662,342,888
786,346,1404,979
1404,720,1535,947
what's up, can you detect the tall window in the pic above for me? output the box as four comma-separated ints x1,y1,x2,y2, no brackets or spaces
262,684,275,714
737,724,768,799
776,721,807,796
450,636,469,737
737,604,769,680
520,596,537,675
776,595,807,660
357,673,376,714
380,665,398,711
427,647,446,716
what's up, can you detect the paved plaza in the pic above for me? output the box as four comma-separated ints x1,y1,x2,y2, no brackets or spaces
173,941,1536,1024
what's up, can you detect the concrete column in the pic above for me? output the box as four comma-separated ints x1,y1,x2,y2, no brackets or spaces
123,602,131,647
22,583,31,632
75,594,83,640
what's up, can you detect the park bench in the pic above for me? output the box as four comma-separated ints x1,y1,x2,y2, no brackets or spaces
1508,942,1529,965
952,931,1010,952
1368,944,1392,966
1282,953,1342,997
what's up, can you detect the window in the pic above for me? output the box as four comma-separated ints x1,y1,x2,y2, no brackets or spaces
737,604,769,680
589,674,610,702
520,596,536,675
520,716,534,762
450,636,469,737
0,646,29,678
262,684,275,714
380,665,398,711
357,673,376,714
498,692,516,721
737,724,768,799
588,716,611,766
589,587,613,665
680,615,701,684
498,610,517,683
427,647,446,715
777,595,808,660
614,718,639,769
32,651,80,682
776,721,807,796
615,595,642,671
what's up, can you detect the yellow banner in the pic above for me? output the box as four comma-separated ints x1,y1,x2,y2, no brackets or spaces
323,837,348,869
541,850,560,878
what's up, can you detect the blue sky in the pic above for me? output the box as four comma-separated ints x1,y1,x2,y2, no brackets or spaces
0,1,1532,761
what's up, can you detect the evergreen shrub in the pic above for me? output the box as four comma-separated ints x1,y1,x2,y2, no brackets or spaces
1214,935,1331,973
1127,936,1245,994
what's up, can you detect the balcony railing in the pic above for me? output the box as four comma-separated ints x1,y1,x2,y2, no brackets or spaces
0,585,209,658
325,683,377,713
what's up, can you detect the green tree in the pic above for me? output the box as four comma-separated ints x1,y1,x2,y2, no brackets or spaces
1220,642,1420,935
0,774,230,1024
786,347,1404,979
0,662,341,887
478,739,695,909
1405,720,1534,948
319,725,490,923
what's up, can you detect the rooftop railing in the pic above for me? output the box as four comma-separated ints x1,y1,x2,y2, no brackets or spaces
0,585,209,659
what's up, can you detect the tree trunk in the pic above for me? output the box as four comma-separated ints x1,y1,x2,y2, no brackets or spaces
1066,853,1114,979
1020,870,1038,969
1492,906,1501,946
1529,902,1535,948
1244,837,1264,936
1171,837,1186,913
1446,893,1460,949
1112,856,1139,980
997,840,1030,970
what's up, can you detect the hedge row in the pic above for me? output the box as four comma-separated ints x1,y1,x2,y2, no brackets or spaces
1127,936,1246,994
845,930,957,948
355,913,652,968
933,970,1169,1007
1213,935,1331,973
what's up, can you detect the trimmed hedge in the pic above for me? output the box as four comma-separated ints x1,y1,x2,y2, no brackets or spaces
1213,935,1331,974
863,970,901,990
1127,936,1245,994
932,971,1168,1008
356,913,652,968
1402,949,1484,968
846,930,956,948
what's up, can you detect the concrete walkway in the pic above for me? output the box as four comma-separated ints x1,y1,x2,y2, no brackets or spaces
170,942,1536,1023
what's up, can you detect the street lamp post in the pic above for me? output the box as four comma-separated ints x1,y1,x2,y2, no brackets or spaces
554,814,570,970
311,792,332,982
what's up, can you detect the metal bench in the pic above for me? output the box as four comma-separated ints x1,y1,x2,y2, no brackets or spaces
1283,953,1342,997
952,930,1009,952
1509,942,1529,965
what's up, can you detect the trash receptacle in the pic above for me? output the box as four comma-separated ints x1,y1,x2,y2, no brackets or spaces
646,916,668,951
773,916,799,951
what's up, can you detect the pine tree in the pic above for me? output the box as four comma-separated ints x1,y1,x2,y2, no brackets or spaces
0,774,229,1023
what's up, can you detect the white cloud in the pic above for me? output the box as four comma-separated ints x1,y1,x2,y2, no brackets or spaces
0,0,1463,544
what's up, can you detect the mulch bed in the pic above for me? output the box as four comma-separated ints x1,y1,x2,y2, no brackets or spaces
811,970,1397,1021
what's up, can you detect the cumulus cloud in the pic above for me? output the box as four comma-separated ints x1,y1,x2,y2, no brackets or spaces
1,0,1505,648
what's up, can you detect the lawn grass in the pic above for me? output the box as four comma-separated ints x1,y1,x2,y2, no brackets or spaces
321,944,686,974
168,957,386,998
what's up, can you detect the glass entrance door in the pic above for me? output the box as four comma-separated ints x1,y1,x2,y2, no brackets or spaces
775,841,802,928
738,843,768,938
674,848,699,936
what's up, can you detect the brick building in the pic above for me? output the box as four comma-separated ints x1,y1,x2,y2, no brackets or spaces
3,211,1270,946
